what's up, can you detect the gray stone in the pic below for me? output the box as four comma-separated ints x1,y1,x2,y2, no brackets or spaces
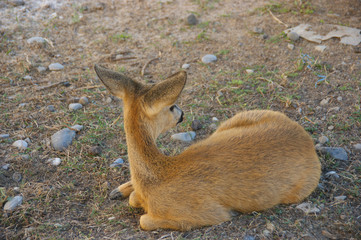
191,120,202,131
287,43,295,50
321,147,348,161
315,45,327,52
12,172,22,182
47,105,55,112
201,54,217,64
296,202,320,214
27,37,45,44
37,66,47,72
337,96,343,101
325,171,339,179
71,125,83,131
318,136,329,145
287,31,299,41
245,69,254,74
171,131,196,142
353,143,361,152
12,140,28,150
79,96,89,105
244,236,255,240
69,103,83,111
182,63,190,69
49,63,64,71
2,164,10,170
186,14,198,25
0,134,10,138
4,196,23,211
328,125,334,130
334,195,346,201
253,27,263,34
23,75,32,81
51,128,76,151
20,154,30,160
329,107,340,112
47,158,61,166
320,98,329,106
110,158,124,168
212,117,219,122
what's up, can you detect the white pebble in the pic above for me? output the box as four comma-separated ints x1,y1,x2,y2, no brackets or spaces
71,124,83,131
315,45,327,52
287,43,295,50
4,196,23,211
47,158,62,166
296,202,320,214
182,63,190,69
334,196,346,201
201,54,217,64
171,131,196,142
49,63,64,71
245,69,254,74
0,134,10,138
212,117,219,122
12,140,28,150
69,103,83,111
27,37,46,44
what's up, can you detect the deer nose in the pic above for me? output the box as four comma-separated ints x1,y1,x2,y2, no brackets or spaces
177,111,184,124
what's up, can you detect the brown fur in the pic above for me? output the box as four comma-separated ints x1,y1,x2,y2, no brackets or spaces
94,64,321,231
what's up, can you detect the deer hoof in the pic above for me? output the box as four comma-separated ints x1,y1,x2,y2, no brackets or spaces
109,188,123,200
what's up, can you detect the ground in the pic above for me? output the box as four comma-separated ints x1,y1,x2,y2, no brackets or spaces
0,0,360,239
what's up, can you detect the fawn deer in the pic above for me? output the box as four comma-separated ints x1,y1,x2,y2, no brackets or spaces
94,64,321,231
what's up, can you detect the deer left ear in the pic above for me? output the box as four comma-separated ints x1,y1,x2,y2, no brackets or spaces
143,71,187,115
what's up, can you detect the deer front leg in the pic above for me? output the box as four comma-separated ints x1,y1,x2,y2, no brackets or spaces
140,214,190,231
129,191,142,208
109,181,134,200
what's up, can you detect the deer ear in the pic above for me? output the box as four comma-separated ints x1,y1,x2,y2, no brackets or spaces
94,64,143,99
144,71,187,115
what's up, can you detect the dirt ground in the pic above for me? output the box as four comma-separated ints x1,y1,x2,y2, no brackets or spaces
1,0,360,239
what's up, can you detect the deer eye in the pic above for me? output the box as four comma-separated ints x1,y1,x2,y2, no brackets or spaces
169,105,175,111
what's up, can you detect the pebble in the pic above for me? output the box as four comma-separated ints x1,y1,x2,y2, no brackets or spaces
182,63,190,69
4,196,23,211
27,37,45,44
89,145,102,156
287,31,299,41
315,45,327,52
47,105,56,112
287,43,295,50
253,27,264,34
191,119,203,131
334,196,346,201
328,125,334,130
186,14,198,25
0,134,10,138
47,158,61,166
110,158,124,168
23,75,32,81
353,143,361,152
337,96,342,101
12,172,22,182
209,123,217,130
320,147,348,161
320,98,329,106
329,107,340,112
296,202,320,214
71,124,83,131
212,117,219,122
318,136,329,145
79,96,89,105
2,164,10,170
171,131,196,142
244,236,255,240
12,140,28,150
325,171,339,179
105,96,113,103
49,63,64,71
37,66,47,72
69,103,83,111
245,69,254,74
51,128,76,151
201,54,217,64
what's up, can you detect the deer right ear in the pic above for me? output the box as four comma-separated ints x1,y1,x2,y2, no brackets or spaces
94,64,142,99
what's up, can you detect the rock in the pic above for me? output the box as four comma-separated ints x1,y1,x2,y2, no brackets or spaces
287,43,295,50
89,146,102,156
105,96,113,103
262,229,271,237
201,54,217,64
12,172,22,182
325,171,339,179
186,14,198,25
191,119,202,131
328,125,334,130
23,75,32,81
244,236,255,240
19,103,27,107
337,96,343,101
79,96,89,105
47,105,55,112
262,34,268,39
329,107,340,112
353,143,361,152
212,117,219,122
71,125,83,131
108,216,116,221
318,136,329,145
287,31,299,41
315,45,327,52
0,134,10,138
37,66,47,72
49,63,64,71
67,97,80,104
110,158,124,168
296,202,320,214
69,103,83,111
12,140,28,150
334,196,346,201
4,196,23,211
182,63,190,69
320,98,329,106
245,69,254,74
2,164,10,170
209,123,217,130
171,131,196,142
51,128,76,151
253,27,263,34
27,37,45,44
47,158,61,166
320,147,348,161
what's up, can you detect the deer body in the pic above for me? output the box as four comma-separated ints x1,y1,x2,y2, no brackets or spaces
95,65,321,231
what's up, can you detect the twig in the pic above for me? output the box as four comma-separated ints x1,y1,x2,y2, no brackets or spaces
268,10,288,27
74,85,103,91
111,114,122,126
141,57,159,76
304,116,315,124
36,81,68,91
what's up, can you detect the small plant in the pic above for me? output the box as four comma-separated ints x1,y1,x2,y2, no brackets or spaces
196,30,208,42
111,33,132,42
